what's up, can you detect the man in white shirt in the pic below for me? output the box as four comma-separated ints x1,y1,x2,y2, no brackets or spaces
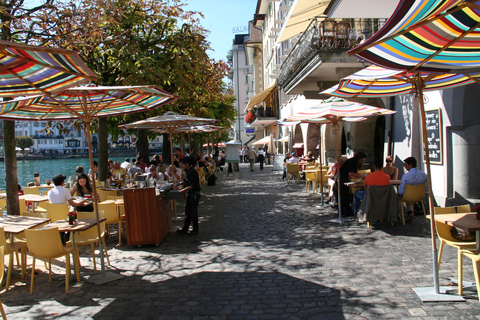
121,158,132,170
48,174,86,208
288,152,299,163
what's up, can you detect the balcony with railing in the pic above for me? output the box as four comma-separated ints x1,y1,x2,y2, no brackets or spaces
278,17,386,94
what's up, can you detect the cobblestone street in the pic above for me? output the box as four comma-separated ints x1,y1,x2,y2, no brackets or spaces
2,163,480,319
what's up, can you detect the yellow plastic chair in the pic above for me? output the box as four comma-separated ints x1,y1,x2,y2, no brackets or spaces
0,198,5,213
399,183,426,225
0,227,26,291
23,186,40,195
0,247,8,319
73,211,110,270
456,204,472,213
45,202,69,222
433,207,476,276
98,189,118,202
286,163,300,183
314,169,330,197
100,200,125,245
195,168,206,188
19,198,28,214
304,166,316,193
106,195,125,216
458,249,480,299
25,227,79,294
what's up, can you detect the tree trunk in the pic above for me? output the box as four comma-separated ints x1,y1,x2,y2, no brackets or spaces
163,133,171,165
135,129,150,166
97,117,109,182
4,120,19,215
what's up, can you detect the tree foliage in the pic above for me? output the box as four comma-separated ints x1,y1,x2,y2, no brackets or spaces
15,135,33,155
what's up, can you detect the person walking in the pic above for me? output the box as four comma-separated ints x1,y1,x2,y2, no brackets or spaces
248,146,257,172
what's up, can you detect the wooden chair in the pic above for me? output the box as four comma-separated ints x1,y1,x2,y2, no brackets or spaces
433,207,476,281
286,163,300,183
399,183,426,225
25,227,80,294
0,247,8,319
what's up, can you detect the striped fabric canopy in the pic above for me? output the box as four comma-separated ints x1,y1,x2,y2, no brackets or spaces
0,40,97,97
322,65,480,98
279,100,394,126
0,85,178,121
350,0,480,73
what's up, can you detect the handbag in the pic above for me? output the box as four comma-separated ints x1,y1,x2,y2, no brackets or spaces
451,227,476,242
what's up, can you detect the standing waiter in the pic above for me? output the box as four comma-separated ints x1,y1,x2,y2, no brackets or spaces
177,156,202,235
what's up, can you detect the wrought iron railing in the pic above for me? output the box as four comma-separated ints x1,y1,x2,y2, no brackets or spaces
278,17,386,88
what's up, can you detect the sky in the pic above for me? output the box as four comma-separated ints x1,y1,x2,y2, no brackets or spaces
185,0,258,62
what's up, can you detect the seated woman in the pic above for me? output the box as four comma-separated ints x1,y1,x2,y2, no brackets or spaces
301,151,315,163
381,155,398,180
165,163,182,184
327,155,347,205
70,173,97,212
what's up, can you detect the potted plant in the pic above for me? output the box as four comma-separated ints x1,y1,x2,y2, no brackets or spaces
68,211,77,225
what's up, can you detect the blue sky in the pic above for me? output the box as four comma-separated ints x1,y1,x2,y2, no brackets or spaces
185,0,258,61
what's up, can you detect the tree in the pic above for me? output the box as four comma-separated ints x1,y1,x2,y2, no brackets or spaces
15,136,33,156
43,0,236,166
0,0,56,215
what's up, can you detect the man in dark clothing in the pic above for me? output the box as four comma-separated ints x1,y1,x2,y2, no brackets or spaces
177,156,201,235
338,151,367,217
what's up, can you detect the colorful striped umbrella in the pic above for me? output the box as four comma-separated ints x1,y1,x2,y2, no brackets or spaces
349,0,478,73
0,40,97,96
0,85,178,120
120,112,218,166
322,65,480,98
279,100,395,220
0,85,178,280
347,0,480,299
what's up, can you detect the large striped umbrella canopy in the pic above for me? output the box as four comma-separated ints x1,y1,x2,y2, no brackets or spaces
278,100,395,221
322,65,480,98
0,85,178,279
347,0,480,298
0,40,97,96
120,112,218,165
349,0,480,73
0,85,178,121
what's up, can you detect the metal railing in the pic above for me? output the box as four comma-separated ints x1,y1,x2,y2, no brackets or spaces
278,17,386,87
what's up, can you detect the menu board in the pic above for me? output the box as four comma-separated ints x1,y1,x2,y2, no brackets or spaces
424,109,442,165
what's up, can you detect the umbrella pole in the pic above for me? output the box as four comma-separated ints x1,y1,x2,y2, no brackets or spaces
413,76,444,299
318,124,324,205
335,123,342,221
169,132,175,184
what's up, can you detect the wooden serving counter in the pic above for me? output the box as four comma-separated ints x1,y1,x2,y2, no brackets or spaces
123,187,172,246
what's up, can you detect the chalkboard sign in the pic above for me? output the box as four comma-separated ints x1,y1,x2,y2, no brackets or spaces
227,162,240,177
424,109,442,165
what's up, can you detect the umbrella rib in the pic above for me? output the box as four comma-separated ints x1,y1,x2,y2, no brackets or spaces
0,59,26,72
1,51,97,80
349,2,466,55
409,20,480,73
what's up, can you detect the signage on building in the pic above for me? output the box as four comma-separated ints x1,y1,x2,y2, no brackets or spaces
232,26,248,33
423,108,442,165
246,128,255,133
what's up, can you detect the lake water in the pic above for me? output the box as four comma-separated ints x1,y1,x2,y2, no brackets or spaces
0,156,127,190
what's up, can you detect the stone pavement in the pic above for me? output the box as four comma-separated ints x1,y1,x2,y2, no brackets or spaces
2,163,480,319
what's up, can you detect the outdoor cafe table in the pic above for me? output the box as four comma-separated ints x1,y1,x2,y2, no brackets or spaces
19,194,49,212
344,179,401,188
430,213,480,250
0,215,50,241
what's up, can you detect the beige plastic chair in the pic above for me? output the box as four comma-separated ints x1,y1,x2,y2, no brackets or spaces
0,247,8,319
195,168,206,188
98,189,118,202
23,186,40,195
458,249,480,299
456,204,471,213
25,227,80,294
0,227,26,291
304,166,316,193
45,202,69,222
399,183,426,225
314,169,330,197
73,211,110,270
433,206,476,281
286,163,300,183
100,200,125,245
